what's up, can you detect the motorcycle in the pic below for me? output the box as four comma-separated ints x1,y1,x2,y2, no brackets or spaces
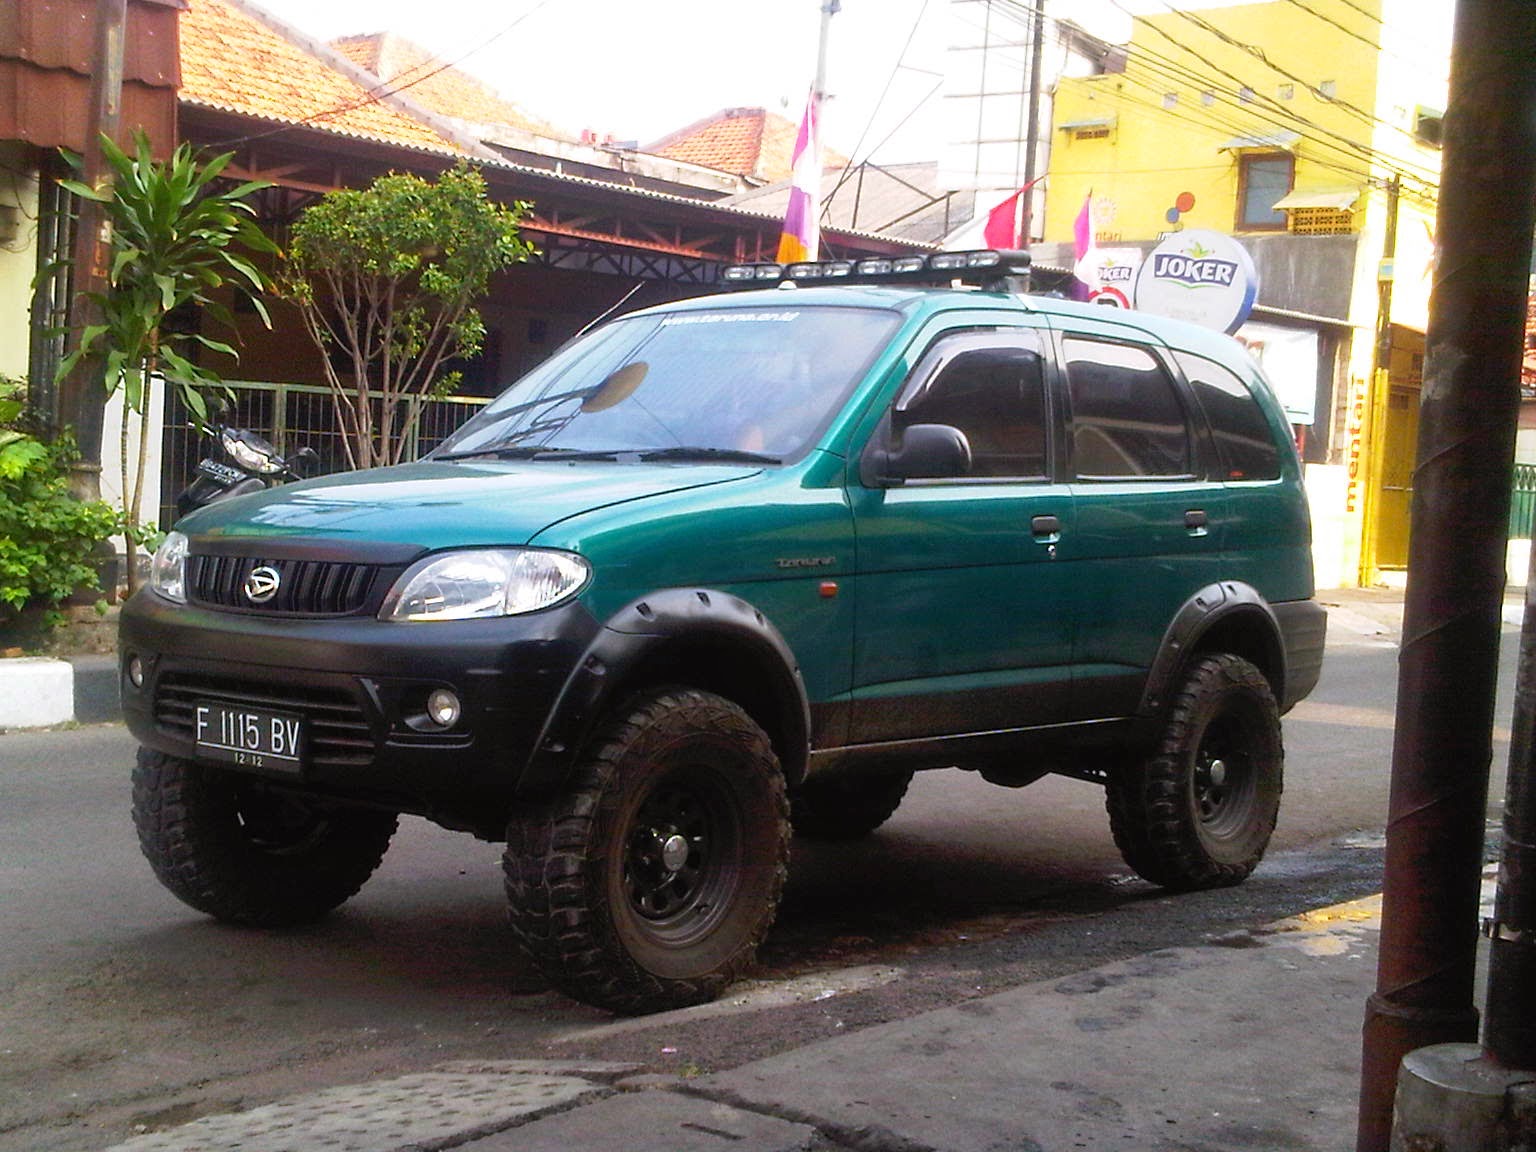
175,421,319,517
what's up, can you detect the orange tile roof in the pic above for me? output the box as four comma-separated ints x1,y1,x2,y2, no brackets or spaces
178,0,461,153
646,108,848,183
329,32,570,140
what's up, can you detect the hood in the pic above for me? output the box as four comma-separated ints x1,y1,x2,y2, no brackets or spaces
178,459,761,550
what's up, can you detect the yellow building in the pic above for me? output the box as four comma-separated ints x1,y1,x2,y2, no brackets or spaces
1042,0,1449,588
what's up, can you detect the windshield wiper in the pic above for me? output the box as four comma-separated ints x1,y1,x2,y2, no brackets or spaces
638,446,781,465
434,445,554,461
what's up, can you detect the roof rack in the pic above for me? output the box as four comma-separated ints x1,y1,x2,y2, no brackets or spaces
720,249,1032,292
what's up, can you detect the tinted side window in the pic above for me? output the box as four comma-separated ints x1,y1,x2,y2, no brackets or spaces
1175,351,1282,481
1064,338,1192,478
897,335,1048,478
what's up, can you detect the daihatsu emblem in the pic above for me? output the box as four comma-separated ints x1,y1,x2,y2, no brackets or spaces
244,565,281,604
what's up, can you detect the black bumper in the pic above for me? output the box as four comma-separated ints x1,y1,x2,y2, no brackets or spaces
1274,598,1328,712
119,589,602,833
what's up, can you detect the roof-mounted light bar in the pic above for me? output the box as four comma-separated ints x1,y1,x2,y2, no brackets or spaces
721,248,1031,290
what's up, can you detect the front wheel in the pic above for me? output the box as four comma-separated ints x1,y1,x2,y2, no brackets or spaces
504,688,790,1015
132,748,398,925
1105,654,1282,891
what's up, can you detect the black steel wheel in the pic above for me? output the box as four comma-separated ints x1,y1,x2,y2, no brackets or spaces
504,688,789,1015
790,771,913,840
131,747,397,925
1105,654,1282,891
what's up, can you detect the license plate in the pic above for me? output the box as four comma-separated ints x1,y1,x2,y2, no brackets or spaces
196,458,246,485
194,701,305,772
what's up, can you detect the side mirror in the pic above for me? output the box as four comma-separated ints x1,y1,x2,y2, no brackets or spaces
290,446,320,476
865,423,972,486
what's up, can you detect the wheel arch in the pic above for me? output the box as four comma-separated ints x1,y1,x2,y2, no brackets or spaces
515,588,812,796
1139,582,1287,718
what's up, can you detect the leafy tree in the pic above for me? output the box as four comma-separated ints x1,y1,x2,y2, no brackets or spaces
284,163,534,470
58,130,276,588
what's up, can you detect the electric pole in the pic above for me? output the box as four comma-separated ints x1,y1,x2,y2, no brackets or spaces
1355,0,1536,1145
56,0,127,503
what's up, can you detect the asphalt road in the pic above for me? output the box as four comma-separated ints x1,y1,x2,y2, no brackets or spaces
0,603,1519,1152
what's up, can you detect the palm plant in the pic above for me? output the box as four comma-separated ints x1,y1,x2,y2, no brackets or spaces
57,130,276,585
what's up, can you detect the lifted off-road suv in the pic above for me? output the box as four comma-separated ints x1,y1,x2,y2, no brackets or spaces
121,250,1325,1014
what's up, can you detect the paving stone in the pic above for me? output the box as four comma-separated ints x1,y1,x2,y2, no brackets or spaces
462,1090,820,1152
104,1071,604,1152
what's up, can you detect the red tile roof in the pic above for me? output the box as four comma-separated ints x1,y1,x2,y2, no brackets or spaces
645,107,847,183
178,0,461,152
328,32,571,140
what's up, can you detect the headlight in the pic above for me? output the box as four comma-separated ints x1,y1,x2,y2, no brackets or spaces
150,531,189,604
380,549,590,622
220,430,282,474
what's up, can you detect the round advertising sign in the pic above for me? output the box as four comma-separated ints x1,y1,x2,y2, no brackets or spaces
1131,229,1259,334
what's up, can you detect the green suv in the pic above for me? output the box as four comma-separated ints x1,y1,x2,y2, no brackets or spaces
121,252,1326,1014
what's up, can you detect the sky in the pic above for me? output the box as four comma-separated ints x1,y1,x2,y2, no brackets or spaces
248,0,1122,166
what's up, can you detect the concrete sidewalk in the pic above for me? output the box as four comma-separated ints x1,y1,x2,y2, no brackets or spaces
109,891,1396,1152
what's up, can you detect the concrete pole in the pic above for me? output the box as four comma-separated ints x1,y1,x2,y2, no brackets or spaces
56,0,127,504
1355,0,1536,1147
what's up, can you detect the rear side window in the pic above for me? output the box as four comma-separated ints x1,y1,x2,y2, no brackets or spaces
1063,338,1192,478
1174,351,1282,481
896,332,1048,478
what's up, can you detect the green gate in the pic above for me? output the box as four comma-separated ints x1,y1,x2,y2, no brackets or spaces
1511,462,1536,541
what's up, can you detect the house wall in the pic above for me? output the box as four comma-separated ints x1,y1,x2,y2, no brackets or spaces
0,142,39,381
1044,0,1384,245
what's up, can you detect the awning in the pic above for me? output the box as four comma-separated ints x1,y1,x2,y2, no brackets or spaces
1220,130,1301,151
1058,116,1116,131
1271,187,1361,211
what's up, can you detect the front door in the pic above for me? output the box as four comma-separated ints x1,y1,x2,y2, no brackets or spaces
848,324,1076,744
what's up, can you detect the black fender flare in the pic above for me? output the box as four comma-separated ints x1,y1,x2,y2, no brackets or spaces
1138,581,1287,717
514,587,812,797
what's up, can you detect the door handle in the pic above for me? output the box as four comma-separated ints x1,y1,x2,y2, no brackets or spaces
1031,514,1062,538
1185,509,1208,535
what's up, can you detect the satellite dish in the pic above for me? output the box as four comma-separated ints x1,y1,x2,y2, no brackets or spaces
582,361,648,412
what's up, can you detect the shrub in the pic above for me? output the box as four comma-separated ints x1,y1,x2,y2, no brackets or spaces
0,378,119,624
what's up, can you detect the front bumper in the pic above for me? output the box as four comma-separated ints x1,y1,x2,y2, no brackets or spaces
119,589,602,833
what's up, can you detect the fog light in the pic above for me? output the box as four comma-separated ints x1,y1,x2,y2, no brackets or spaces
426,688,461,729
127,655,145,689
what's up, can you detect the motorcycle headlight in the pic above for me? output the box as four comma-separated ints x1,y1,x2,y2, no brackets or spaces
149,531,189,604
220,429,283,475
380,549,590,622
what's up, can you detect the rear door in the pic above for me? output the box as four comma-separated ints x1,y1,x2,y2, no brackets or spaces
1049,318,1224,719
847,319,1077,744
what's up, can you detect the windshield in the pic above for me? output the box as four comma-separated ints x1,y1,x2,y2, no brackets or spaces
434,305,901,462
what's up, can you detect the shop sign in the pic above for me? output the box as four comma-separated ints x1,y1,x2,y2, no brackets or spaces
1133,229,1258,334
1235,322,1319,425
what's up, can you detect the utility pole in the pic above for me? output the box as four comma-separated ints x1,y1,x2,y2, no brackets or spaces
55,0,128,503
1018,0,1046,245
1355,0,1536,1146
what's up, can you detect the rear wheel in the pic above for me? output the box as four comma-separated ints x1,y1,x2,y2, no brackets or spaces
1106,654,1282,891
132,747,397,925
790,771,914,840
504,688,789,1014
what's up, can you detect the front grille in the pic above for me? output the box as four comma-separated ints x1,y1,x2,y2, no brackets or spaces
188,554,381,616
155,672,375,767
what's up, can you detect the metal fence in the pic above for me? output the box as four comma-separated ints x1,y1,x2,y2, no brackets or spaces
159,380,490,529
1512,462,1536,542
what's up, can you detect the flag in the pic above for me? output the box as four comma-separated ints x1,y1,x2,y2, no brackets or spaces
776,90,823,264
981,176,1045,249
1071,190,1096,300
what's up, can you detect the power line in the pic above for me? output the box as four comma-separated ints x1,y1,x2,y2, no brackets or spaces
1084,0,1443,191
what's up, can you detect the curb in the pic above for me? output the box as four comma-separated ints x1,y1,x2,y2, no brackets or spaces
0,653,120,729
